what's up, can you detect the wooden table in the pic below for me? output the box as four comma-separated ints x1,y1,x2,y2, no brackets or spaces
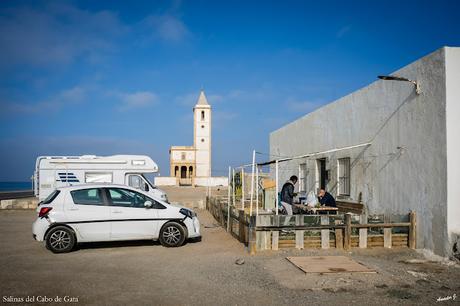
293,204,338,214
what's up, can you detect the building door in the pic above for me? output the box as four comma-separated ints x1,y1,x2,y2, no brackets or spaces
181,166,187,178
317,158,327,190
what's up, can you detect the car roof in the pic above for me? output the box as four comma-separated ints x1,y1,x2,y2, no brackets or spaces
56,183,137,191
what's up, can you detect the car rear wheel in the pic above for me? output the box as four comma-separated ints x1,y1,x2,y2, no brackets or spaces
45,226,76,253
159,222,186,247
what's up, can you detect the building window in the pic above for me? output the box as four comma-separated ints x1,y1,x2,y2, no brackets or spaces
201,125,204,128
201,138,204,142
338,158,351,196
299,163,307,192
201,111,205,121
189,166,193,177
181,152,186,160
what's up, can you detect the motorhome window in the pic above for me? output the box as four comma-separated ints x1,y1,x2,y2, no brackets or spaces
85,172,113,183
42,190,60,205
141,175,155,190
130,175,141,188
71,188,104,206
107,188,146,208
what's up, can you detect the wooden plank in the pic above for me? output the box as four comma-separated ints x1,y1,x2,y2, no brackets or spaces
321,215,330,249
383,215,392,248
295,215,304,250
256,225,345,231
409,211,416,249
351,223,410,228
238,210,245,243
248,215,257,255
286,256,376,273
344,213,351,250
359,214,367,248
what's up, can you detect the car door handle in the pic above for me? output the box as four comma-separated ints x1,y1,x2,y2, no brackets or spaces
112,210,122,214
69,208,79,211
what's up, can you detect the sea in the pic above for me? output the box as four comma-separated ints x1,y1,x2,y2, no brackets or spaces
0,182,32,192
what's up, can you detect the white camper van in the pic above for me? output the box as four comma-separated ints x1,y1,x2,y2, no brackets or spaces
34,155,168,202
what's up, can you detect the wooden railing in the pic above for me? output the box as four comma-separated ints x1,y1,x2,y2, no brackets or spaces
206,197,416,255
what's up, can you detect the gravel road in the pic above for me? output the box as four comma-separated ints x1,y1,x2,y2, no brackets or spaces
0,210,459,305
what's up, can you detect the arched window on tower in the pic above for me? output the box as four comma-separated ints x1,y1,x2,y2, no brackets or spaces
201,111,205,121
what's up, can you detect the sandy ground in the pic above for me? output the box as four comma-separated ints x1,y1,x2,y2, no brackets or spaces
0,209,459,306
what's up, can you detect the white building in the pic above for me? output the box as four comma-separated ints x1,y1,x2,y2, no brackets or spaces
155,90,228,187
270,47,460,258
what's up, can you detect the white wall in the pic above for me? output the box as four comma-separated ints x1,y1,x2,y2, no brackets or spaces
194,177,228,187
445,47,460,256
154,177,177,186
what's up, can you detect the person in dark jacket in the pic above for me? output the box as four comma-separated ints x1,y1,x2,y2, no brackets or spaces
318,189,336,207
280,175,298,215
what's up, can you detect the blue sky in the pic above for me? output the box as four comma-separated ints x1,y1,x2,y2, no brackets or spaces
0,0,459,181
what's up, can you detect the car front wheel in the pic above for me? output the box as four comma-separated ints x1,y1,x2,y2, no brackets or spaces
45,226,76,253
159,222,186,247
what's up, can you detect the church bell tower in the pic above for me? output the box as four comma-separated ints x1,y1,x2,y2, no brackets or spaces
193,90,211,178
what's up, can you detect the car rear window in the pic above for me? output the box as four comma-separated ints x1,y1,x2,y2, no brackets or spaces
41,190,60,205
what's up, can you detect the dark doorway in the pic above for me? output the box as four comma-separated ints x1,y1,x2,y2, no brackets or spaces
318,158,327,189
181,166,187,179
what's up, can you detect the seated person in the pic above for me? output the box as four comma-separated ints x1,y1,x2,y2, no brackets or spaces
318,189,336,207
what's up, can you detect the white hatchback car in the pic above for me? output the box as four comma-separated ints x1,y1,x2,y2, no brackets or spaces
32,184,201,253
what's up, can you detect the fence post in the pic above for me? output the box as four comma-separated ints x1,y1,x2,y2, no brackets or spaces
321,215,330,249
238,210,245,243
272,216,279,251
248,215,257,255
218,200,224,227
344,213,351,250
295,215,304,249
228,206,234,235
383,215,392,248
359,214,368,248
335,227,343,249
409,211,416,249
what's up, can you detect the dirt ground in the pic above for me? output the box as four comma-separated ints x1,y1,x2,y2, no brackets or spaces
0,209,459,306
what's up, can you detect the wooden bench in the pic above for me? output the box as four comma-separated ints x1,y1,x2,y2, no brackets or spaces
336,200,364,214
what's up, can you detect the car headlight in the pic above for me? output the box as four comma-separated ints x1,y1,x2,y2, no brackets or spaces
180,208,195,219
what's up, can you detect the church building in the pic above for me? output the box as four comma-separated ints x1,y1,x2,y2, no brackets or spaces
155,90,228,187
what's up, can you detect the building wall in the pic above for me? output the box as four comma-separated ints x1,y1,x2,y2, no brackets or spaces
445,47,460,258
194,177,228,187
270,47,454,257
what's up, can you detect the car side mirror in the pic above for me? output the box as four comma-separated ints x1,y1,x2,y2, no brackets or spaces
144,200,153,208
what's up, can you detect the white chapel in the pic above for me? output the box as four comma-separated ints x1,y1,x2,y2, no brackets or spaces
155,90,228,187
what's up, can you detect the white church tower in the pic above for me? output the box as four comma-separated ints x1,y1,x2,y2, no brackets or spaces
194,90,211,178
156,89,227,187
